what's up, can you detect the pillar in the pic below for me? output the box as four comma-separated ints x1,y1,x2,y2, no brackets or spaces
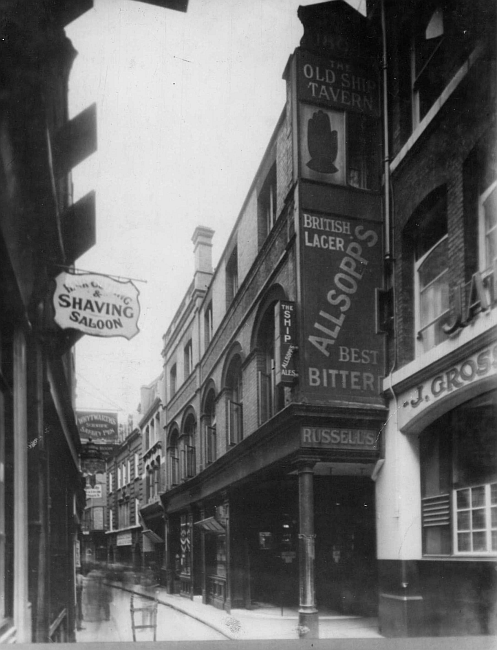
297,460,318,639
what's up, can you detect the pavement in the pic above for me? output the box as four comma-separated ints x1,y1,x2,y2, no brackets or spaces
107,581,383,641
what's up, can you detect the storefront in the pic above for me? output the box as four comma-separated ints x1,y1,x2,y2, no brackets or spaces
378,336,497,636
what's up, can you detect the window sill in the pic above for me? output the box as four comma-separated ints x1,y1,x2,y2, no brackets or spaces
391,43,484,174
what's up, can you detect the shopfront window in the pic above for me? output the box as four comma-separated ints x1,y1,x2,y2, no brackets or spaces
421,390,497,556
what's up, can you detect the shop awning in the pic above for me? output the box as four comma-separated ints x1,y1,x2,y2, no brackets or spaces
142,529,163,544
193,517,225,533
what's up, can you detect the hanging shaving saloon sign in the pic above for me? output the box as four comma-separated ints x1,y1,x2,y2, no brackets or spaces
53,271,140,340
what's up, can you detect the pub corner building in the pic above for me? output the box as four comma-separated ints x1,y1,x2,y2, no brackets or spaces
0,0,187,643
157,0,497,640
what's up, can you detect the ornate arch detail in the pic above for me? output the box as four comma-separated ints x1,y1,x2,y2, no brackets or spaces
200,378,217,415
180,405,197,434
250,283,288,350
221,341,245,389
167,422,180,447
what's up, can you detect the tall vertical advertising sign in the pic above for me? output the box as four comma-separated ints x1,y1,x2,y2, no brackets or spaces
296,47,384,406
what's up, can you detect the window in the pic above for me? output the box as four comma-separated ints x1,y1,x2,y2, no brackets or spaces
204,390,217,465
204,301,213,348
181,415,196,480
109,509,115,532
134,453,139,479
108,472,113,494
413,191,449,354
226,246,239,307
127,460,131,484
480,180,497,273
135,498,140,524
421,390,497,556
168,431,179,487
412,7,445,125
122,462,127,486
117,465,122,489
118,502,130,529
226,356,243,445
184,339,193,378
170,364,177,399
258,163,277,239
347,113,379,191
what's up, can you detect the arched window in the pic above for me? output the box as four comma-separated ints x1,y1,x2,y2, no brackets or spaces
225,355,243,445
203,389,217,465
181,414,196,480
168,429,179,487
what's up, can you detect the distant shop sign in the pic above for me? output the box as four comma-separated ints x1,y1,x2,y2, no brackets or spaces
85,485,102,499
300,211,384,405
117,532,132,547
301,426,379,450
53,271,140,340
77,411,119,444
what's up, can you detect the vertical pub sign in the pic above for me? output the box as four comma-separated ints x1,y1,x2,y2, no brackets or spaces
295,46,383,405
275,301,298,384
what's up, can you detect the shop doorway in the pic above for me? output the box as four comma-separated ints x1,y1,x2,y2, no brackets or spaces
314,476,377,616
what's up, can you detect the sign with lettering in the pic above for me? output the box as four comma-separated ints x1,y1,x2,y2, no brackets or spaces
398,345,497,432
300,211,384,405
275,301,298,384
85,485,102,500
53,271,140,340
117,532,132,546
297,50,379,117
301,426,379,450
77,411,119,444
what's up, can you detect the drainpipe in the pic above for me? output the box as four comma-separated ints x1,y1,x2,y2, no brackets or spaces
381,0,392,266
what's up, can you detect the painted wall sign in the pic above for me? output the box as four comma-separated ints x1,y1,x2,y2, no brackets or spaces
85,485,102,499
297,50,379,117
275,301,298,384
77,411,119,444
53,271,140,340
299,104,346,185
301,426,379,450
300,211,384,405
117,532,132,546
398,345,497,431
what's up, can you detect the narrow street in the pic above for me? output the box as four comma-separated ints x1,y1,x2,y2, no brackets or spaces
76,587,227,643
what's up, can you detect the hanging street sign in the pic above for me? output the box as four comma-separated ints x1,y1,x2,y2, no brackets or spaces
53,271,140,340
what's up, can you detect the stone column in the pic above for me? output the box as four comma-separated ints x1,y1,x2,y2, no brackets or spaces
297,460,318,639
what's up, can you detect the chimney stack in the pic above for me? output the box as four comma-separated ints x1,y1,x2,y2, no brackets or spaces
192,226,214,291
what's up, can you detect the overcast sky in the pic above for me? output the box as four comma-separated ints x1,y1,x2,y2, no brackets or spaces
67,0,364,421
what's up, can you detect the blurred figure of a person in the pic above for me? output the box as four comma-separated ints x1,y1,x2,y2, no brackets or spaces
84,565,112,621
76,568,84,630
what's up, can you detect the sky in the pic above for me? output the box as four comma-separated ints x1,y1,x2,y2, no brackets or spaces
67,0,364,423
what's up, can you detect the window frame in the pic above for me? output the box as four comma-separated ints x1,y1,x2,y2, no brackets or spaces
414,234,449,355
453,482,497,556
478,179,497,275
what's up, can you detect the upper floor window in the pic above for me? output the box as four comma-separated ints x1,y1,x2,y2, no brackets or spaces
184,339,193,378
259,163,277,239
169,364,177,399
480,181,497,273
257,303,283,425
204,389,217,465
204,301,213,348
413,191,449,354
168,430,179,488
225,355,243,445
134,452,139,479
412,7,445,125
108,472,113,493
226,246,239,307
181,415,196,480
